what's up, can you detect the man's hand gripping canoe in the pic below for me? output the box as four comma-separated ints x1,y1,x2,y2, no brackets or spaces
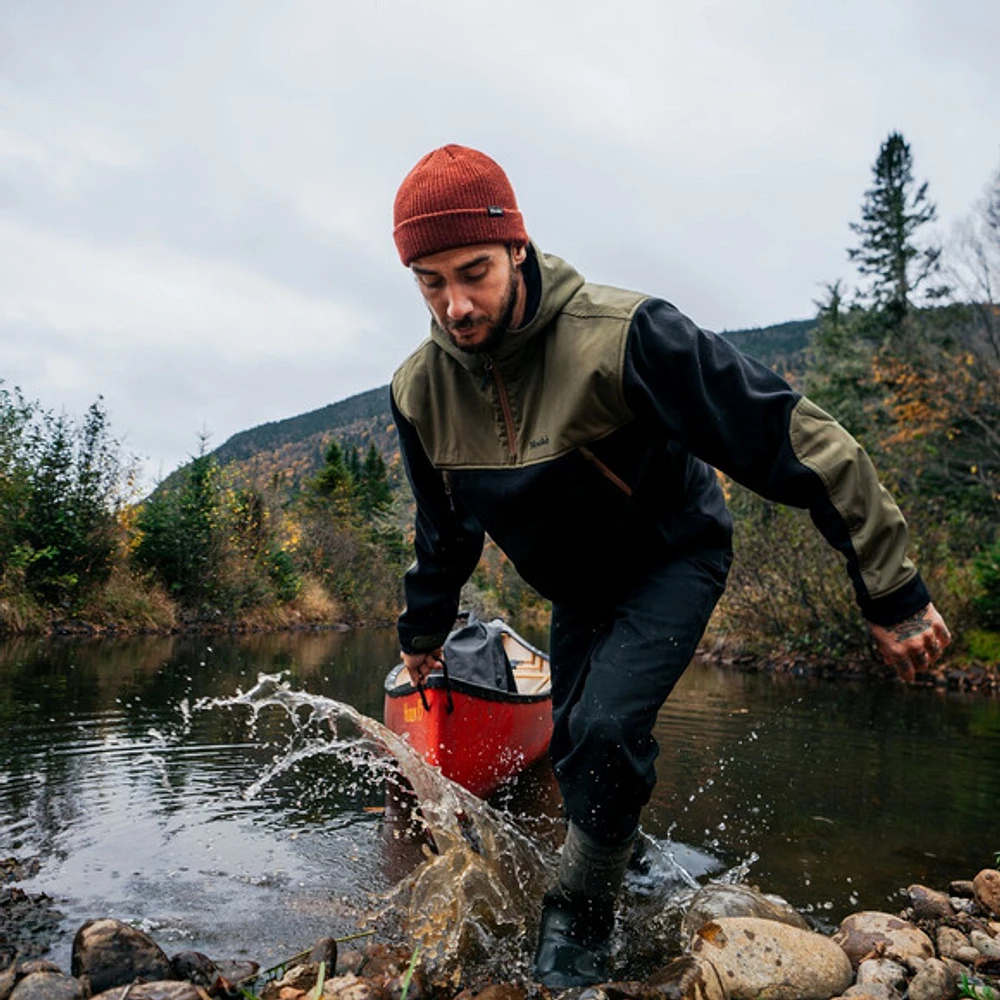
402,648,445,688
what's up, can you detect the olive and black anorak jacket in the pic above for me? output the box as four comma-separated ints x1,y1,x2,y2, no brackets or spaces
391,245,930,654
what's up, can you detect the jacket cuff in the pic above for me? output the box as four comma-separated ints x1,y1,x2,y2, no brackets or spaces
398,624,451,655
860,572,932,627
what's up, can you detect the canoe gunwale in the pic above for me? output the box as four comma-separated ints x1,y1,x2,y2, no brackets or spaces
383,662,551,705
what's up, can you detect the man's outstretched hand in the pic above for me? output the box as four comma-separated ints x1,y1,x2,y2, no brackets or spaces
868,602,951,682
402,648,444,687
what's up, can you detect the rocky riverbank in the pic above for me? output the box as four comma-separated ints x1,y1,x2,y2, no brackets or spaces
700,638,1000,695
3,866,998,1000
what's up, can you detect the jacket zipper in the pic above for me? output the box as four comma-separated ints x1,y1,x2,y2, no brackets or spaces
483,357,518,462
579,446,634,497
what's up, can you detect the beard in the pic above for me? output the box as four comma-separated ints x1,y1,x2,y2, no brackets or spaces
445,262,520,355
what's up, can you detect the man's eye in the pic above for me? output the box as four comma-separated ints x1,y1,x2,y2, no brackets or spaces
465,269,487,282
419,276,444,290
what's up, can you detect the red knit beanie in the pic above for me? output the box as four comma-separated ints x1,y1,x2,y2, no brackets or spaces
393,145,528,266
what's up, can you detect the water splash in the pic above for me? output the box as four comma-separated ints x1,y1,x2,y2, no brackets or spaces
197,673,551,976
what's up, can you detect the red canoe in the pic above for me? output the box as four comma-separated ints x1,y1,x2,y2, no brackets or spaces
383,622,552,798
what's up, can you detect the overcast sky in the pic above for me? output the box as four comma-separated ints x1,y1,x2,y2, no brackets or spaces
2,0,998,486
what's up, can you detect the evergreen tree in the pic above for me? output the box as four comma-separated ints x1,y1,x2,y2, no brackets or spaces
848,131,945,332
346,445,362,484
21,400,125,603
0,386,35,576
804,280,883,443
136,445,220,602
358,443,392,519
310,439,352,500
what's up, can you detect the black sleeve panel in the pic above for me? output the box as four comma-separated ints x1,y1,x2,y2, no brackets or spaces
622,298,930,626
391,391,485,653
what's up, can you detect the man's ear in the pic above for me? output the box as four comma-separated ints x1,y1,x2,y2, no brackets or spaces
510,243,528,267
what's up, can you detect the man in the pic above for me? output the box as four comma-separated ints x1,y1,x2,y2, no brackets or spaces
388,144,950,987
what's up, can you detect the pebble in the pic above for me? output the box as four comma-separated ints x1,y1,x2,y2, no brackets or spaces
8,973,84,1000
680,882,809,942
833,911,934,969
907,958,957,1000
974,869,1000,917
972,929,1000,960
6,867,1000,1000
906,884,954,920
936,925,971,960
855,957,907,991
646,955,726,999
89,984,201,1000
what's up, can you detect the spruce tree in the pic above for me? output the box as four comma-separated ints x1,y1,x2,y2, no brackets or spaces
310,439,351,499
359,442,392,519
848,131,945,331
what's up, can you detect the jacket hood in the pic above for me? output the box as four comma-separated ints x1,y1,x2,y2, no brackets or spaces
427,242,586,372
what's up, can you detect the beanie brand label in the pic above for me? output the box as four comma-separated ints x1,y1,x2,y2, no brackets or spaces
487,206,504,217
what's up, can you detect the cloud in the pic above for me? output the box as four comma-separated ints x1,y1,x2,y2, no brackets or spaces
0,0,998,482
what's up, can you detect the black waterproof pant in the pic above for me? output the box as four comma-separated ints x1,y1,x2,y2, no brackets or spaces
548,547,731,844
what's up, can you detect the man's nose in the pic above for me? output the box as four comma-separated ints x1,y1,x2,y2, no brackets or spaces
446,284,473,321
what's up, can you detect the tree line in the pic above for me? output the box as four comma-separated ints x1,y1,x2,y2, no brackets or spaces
720,132,1000,666
1,131,998,668
0,404,408,631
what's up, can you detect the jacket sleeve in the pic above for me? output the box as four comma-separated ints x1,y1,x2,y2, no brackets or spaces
391,390,485,653
622,298,931,626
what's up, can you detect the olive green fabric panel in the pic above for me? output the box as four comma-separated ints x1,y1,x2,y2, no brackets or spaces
392,342,508,468
392,253,647,470
789,397,917,600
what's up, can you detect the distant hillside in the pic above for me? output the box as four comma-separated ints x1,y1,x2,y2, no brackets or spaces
213,385,392,466
190,319,813,493
720,319,814,374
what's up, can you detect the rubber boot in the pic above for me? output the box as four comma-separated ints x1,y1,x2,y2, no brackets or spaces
533,885,615,988
533,822,635,987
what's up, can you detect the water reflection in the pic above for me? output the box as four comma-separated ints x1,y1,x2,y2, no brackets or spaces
645,663,1000,922
0,629,998,975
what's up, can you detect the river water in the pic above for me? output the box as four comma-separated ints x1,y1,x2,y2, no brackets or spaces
1,627,998,979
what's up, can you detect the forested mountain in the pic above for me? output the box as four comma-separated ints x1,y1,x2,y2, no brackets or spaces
198,319,814,492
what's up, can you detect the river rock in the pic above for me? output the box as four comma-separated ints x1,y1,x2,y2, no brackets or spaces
13,967,60,980
844,983,901,1000
90,983,200,1000
832,911,933,969
681,883,809,940
336,952,364,977
9,973,85,1000
937,926,971,961
309,939,339,970
261,964,321,1000
467,987,525,1000
855,957,907,991
906,884,954,920
168,952,217,987
840,986,898,1000
971,929,1000,960
950,880,976,897
215,960,259,984
690,917,853,1000
320,973,389,1000
645,956,727,999
908,958,957,1000
71,919,172,996
974,870,1000,917
356,944,410,979
0,966,15,1000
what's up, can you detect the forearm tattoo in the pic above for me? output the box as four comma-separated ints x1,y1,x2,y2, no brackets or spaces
889,609,931,642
